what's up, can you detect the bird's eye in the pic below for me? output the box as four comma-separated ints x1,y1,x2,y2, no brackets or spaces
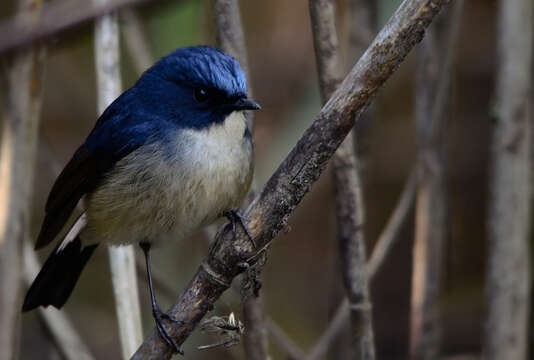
193,88,211,102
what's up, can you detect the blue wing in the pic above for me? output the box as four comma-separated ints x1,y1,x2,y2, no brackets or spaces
35,90,156,249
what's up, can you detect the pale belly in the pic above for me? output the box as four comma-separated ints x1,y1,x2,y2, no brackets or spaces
82,112,253,246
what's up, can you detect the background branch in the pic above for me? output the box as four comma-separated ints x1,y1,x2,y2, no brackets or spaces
0,0,45,358
309,0,375,359
483,0,533,358
22,242,95,360
0,0,167,54
130,1,446,358
409,2,464,359
306,168,416,360
94,2,143,358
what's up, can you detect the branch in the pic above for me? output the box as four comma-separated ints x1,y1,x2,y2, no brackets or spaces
309,0,375,359
306,299,350,360
410,2,464,358
0,0,168,55
266,318,306,360
94,3,143,358
483,0,533,358
306,168,416,360
0,0,45,357
131,1,446,358
22,242,95,360
366,168,417,277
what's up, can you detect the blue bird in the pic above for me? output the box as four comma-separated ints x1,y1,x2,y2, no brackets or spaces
22,45,260,354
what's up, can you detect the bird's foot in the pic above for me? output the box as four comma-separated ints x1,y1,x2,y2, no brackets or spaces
152,306,184,355
224,210,256,248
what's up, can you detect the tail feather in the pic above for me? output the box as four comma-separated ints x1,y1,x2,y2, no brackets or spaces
22,237,98,312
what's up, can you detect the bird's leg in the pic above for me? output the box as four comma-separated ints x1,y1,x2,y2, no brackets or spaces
223,210,256,248
139,242,184,355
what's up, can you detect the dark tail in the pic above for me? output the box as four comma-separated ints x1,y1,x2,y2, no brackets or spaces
22,237,98,312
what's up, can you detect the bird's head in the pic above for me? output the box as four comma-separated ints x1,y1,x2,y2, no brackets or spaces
138,46,260,129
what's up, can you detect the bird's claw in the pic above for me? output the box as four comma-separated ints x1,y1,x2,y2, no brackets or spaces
224,210,256,248
153,306,184,355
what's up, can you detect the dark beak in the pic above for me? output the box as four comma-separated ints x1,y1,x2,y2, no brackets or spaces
232,98,261,111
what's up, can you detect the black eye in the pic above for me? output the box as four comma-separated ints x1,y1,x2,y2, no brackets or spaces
194,88,211,102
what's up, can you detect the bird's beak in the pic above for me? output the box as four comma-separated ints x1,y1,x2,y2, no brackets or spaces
232,98,261,111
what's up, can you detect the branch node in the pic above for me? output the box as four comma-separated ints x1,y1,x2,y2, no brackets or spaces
200,261,232,288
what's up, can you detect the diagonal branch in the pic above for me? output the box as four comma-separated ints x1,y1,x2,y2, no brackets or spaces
22,241,95,360
0,0,169,54
130,1,446,358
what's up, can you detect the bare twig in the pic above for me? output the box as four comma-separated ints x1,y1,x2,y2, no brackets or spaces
483,0,533,359
94,3,143,358
211,2,267,359
130,1,445,358
307,299,350,360
0,0,167,54
0,0,45,358
22,242,95,360
309,0,375,359
366,168,417,277
306,168,416,360
410,2,464,359
265,318,306,360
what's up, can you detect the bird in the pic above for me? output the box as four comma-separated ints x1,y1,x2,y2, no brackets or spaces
22,45,260,354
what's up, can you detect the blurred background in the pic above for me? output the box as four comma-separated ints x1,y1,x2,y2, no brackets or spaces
0,0,511,359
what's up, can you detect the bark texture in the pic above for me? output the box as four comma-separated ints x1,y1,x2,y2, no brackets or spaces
0,1,45,358
130,1,446,358
483,0,533,359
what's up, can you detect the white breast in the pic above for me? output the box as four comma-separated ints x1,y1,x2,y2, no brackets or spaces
83,111,253,246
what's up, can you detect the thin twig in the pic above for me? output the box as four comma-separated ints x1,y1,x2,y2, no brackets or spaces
410,2,464,358
483,0,533,359
306,299,350,360
266,318,306,360
366,169,417,277
0,0,45,358
94,3,143,358
0,0,167,54
306,168,416,360
309,0,375,359
22,242,95,360
130,1,446,358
